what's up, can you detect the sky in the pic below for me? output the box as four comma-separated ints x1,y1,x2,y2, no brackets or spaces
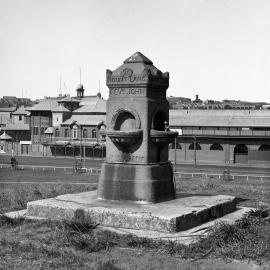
0,0,270,102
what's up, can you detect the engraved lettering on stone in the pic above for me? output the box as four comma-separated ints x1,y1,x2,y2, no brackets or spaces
110,88,145,96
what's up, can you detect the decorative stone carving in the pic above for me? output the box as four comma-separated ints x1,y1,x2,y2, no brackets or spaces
98,52,178,203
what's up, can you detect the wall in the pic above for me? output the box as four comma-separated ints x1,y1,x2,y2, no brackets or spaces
30,112,52,143
248,150,270,165
13,115,26,125
52,112,63,127
59,125,99,140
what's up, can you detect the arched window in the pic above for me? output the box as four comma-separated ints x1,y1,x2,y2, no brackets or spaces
189,142,201,150
83,129,88,138
169,142,182,149
73,126,78,139
234,144,248,154
92,129,97,138
55,128,60,137
234,144,248,163
64,128,69,137
258,144,270,151
210,143,223,151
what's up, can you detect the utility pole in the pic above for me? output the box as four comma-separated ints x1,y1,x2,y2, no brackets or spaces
83,139,86,169
174,136,177,172
194,136,197,167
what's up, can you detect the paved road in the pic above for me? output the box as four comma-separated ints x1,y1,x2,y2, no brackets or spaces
1,154,270,176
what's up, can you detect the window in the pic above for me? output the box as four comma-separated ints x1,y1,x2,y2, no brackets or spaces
33,127,39,135
210,143,223,151
189,142,201,150
169,142,181,149
92,129,97,138
55,128,60,137
83,129,88,138
73,126,78,139
64,128,69,138
19,115,22,121
40,127,46,135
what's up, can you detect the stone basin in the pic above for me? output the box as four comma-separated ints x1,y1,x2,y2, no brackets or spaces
150,129,178,147
107,129,143,149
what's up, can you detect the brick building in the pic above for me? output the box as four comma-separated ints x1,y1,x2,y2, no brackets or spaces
169,110,270,164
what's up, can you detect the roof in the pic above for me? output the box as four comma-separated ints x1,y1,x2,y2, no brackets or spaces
79,96,103,106
169,110,270,128
58,96,80,103
62,114,106,126
45,127,54,134
124,52,153,64
51,105,70,112
0,107,16,112
73,98,106,114
27,99,58,111
5,123,30,131
12,106,29,115
2,96,18,106
0,131,12,140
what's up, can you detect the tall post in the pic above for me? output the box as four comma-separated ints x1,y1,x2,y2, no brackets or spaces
174,136,177,172
194,136,197,167
83,139,86,169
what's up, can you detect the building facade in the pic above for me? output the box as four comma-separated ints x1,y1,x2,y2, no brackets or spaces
169,110,270,164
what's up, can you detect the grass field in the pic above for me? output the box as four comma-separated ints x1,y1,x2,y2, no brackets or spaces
0,167,269,269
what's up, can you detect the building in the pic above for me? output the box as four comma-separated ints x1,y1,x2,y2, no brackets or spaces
25,83,106,157
12,106,30,125
169,109,270,164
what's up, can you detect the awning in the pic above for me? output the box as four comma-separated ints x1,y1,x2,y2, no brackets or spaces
0,131,12,140
45,127,53,134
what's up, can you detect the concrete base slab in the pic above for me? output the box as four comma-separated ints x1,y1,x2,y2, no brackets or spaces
24,191,237,233
4,207,253,245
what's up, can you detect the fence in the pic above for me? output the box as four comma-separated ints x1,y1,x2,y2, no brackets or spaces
1,163,270,181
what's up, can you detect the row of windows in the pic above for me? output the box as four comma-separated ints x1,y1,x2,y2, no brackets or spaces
170,143,270,152
55,127,97,138
170,143,224,151
32,127,48,135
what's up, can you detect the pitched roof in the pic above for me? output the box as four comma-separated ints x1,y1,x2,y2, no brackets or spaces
0,131,12,140
51,105,70,112
62,114,106,126
12,106,29,115
27,99,58,111
0,107,16,112
78,96,103,106
124,52,153,64
73,98,106,114
169,110,270,128
5,123,30,131
58,96,80,103
45,127,54,134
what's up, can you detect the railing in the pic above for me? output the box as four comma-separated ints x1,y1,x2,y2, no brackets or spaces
42,137,102,145
1,163,270,181
182,129,270,137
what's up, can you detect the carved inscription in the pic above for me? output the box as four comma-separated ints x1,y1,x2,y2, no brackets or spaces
107,74,147,84
110,88,145,97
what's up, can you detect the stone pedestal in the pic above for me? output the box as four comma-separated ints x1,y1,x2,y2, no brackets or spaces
98,162,175,203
